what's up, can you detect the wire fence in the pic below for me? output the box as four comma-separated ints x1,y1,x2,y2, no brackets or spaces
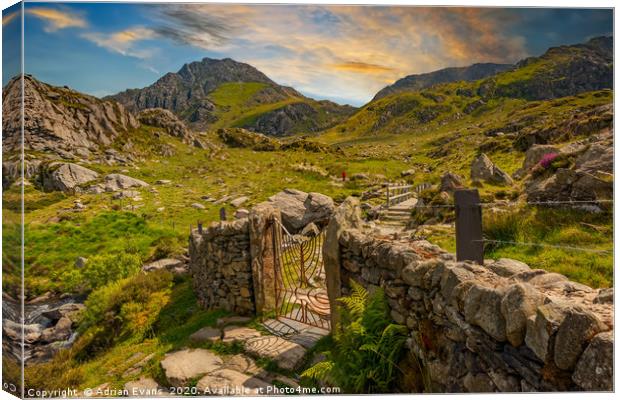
402,189,614,259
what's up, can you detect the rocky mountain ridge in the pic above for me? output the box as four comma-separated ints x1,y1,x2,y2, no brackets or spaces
373,62,513,101
108,57,355,136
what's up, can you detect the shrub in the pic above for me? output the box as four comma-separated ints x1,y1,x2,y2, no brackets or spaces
302,281,408,393
77,270,173,357
150,236,184,260
82,252,142,290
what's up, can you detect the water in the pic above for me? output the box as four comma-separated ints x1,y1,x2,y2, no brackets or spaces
2,296,81,363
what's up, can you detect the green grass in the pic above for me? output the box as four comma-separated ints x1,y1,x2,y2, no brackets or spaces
25,278,228,391
483,207,613,287
209,82,270,108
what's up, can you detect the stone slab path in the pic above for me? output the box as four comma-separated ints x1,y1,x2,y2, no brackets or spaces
126,316,327,396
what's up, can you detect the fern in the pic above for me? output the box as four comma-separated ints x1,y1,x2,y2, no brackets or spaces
302,280,408,393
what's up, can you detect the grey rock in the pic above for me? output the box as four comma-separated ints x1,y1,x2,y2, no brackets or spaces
196,368,270,395
524,303,568,361
572,331,613,391
189,327,222,344
3,75,139,157
471,153,513,186
463,372,496,392
40,317,72,343
488,258,531,277
234,208,250,219
463,284,507,342
230,196,249,208
41,163,99,192
593,288,613,304
501,283,546,347
42,303,85,322
267,189,334,232
244,336,306,370
124,377,167,397
104,173,149,191
142,258,183,272
75,257,88,268
514,145,559,179
160,349,222,387
554,307,606,370
440,172,464,193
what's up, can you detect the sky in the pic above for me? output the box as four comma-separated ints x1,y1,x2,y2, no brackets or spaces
2,3,614,106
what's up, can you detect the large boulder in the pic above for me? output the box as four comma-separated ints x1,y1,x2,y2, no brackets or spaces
104,173,149,191
41,162,99,192
439,172,464,193
267,189,334,232
471,153,513,186
137,108,193,143
513,145,559,179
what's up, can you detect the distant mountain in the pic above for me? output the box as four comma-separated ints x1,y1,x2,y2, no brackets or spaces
327,36,614,139
372,63,513,101
489,36,613,100
108,57,355,136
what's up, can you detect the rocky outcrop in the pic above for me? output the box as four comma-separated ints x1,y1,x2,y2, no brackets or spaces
373,63,513,101
266,189,335,232
137,108,193,143
491,36,612,101
2,75,139,157
525,129,613,204
471,153,512,186
40,162,99,192
246,101,354,137
513,145,559,179
103,173,149,191
217,128,280,151
325,199,613,392
439,172,464,193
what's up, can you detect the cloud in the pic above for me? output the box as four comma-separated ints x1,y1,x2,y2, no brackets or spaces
2,10,18,26
81,27,157,59
145,5,530,103
150,4,238,50
331,61,395,74
27,7,87,32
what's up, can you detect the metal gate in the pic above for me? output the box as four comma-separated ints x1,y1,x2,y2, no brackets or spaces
272,218,331,330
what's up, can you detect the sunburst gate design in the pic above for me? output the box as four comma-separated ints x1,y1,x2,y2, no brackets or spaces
272,218,331,330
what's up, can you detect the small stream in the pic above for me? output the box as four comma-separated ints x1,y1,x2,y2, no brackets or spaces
2,296,82,364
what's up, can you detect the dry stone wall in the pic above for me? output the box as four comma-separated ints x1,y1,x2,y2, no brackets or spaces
189,219,254,315
326,199,613,392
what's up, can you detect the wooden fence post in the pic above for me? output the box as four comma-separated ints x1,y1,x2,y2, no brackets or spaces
454,189,484,265
219,207,227,222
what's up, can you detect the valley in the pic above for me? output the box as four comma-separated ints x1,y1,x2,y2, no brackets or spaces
2,35,614,394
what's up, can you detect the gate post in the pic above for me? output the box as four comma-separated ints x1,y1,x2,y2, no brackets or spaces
249,203,279,315
454,189,484,264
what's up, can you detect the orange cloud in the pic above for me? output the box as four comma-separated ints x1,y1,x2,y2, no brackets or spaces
81,27,156,59
2,10,18,26
331,61,395,74
27,7,87,32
